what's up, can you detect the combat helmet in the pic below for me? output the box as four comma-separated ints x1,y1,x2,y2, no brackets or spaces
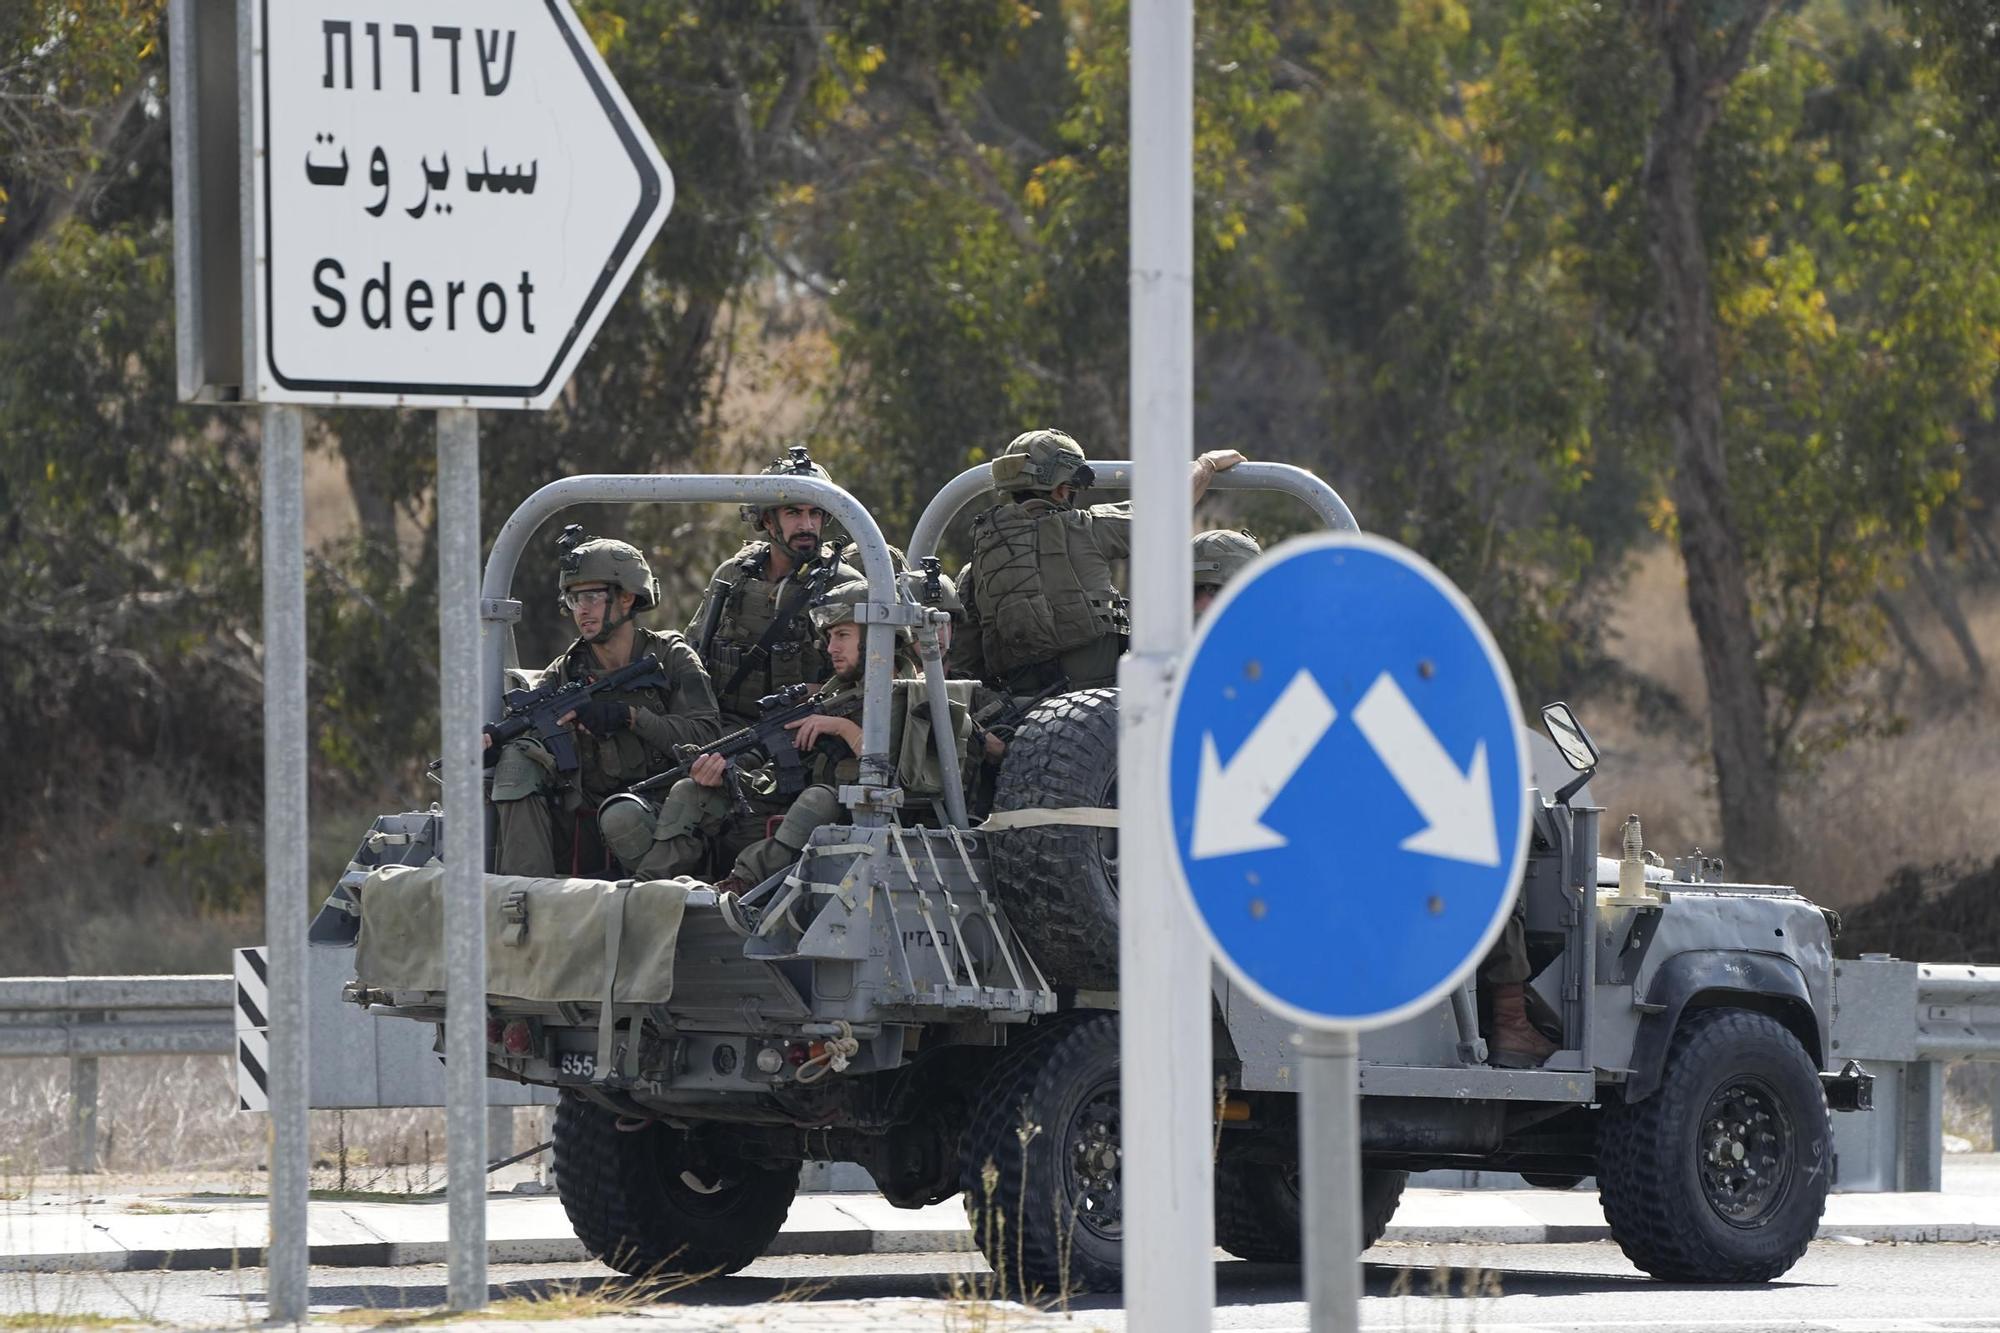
555,524,659,613
1192,529,1262,594
989,428,1094,496
901,557,963,617
741,444,836,526
806,578,915,644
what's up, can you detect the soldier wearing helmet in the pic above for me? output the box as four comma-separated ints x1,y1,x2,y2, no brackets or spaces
1192,528,1262,620
603,579,985,892
901,558,966,656
686,446,860,727
487,526,721,877
962,429,1245,691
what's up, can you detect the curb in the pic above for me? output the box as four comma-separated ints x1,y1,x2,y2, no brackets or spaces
0,1227,979,1275
7,1220,2000,1274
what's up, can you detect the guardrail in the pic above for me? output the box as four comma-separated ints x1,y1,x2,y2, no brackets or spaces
7,962,1999,1182
0,975,235,1173
1915,963,2000,1061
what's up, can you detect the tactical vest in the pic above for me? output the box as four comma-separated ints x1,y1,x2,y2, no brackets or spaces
969,501,1129,682
549,628,684,799
696,543,850,721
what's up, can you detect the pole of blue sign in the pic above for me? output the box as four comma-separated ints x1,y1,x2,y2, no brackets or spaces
1122,1,1214,1330
1298,1026,1362,1331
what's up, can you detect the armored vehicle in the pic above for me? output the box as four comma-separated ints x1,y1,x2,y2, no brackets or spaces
318,466,1871,1293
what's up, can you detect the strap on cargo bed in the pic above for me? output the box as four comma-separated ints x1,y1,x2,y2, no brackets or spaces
595,881,632,1078
976,806,1119,831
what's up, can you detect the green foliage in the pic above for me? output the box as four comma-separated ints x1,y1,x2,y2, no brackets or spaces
5,0,2000,896
1261,0,1656,700
807,0,1297,539
0,214,269,815
1666,5,1998,763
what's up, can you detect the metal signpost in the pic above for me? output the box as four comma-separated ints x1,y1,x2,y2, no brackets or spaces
170,0,671,1317
1122,2,1215,1330
1162,533,1532,1331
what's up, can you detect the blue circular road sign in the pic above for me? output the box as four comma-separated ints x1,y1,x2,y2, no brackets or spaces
1163,533,1531,1029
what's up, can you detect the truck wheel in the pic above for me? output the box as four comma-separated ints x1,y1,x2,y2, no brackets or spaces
960,1013,1124,1295
552,1097,797,1278
988,689,1121,989
1215,1158,1407,1262
1597,1008,1829,1283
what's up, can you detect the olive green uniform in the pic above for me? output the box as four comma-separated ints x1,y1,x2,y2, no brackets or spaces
490,628,721,877
1478,908,1538,985
602,673,978,886
964,497,1132,691
685,542,860,725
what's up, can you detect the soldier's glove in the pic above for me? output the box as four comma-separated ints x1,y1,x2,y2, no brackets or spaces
574,700,632,736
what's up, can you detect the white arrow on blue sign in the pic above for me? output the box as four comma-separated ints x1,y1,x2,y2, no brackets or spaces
1163,532,1531,1029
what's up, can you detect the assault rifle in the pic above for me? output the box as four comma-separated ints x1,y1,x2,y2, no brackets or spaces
482,655,671,774
970,679,1067,748
627,683,861,800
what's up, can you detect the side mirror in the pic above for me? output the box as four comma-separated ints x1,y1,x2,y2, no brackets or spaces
1541,701,1600,775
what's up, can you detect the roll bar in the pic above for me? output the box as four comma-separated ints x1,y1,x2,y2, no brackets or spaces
479,474,905,816
905,459,1360,570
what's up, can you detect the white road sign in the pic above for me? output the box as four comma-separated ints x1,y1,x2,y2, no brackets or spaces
250,2,673,408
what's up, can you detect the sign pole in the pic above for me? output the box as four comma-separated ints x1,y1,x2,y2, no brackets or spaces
1122,2,1214,1331
1299,1026,1362,1332
260,403,311,1324
175,5,672,1315
437,406,488,1310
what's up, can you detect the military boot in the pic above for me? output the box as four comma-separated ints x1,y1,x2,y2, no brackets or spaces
1488,983,1558,1068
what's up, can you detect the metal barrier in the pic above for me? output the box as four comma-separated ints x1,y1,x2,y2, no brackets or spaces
905,458,1360,573
0,975,235,1173
7,959,1999,1183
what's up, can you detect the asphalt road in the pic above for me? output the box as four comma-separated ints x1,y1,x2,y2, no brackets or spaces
7,1240,2000,1330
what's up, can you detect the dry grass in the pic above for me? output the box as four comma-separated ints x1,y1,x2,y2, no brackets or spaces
319,1273,712,1327
1945,1063,2000,1153
0,1054,482,1187
1582,545,2000,909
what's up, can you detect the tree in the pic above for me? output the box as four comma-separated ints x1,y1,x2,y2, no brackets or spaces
802,0,1296,539
1631,0,1790,877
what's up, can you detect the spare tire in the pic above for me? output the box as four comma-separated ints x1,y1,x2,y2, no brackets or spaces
988,688,1121,989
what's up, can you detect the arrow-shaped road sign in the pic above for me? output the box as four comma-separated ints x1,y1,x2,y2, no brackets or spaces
251,1,673,408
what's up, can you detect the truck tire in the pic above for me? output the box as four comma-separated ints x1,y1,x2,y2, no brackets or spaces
552,1097,797,1278
1597,1008,1830,1283
1215,1158,1407,1262
988,689,1121,989
960,1012,1124,1295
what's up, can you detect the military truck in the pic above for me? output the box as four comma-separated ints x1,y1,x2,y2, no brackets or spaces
318,466,1871,1293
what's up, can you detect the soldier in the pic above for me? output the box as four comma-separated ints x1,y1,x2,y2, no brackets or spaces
686,446,859,727
1482,929,1559,1067
961,428,1245,692
487,530,721,877
1192,528,1262,620
601,580,981,892
905,563,1011,815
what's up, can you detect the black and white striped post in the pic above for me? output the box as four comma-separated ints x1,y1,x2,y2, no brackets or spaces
233,947,271,1113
